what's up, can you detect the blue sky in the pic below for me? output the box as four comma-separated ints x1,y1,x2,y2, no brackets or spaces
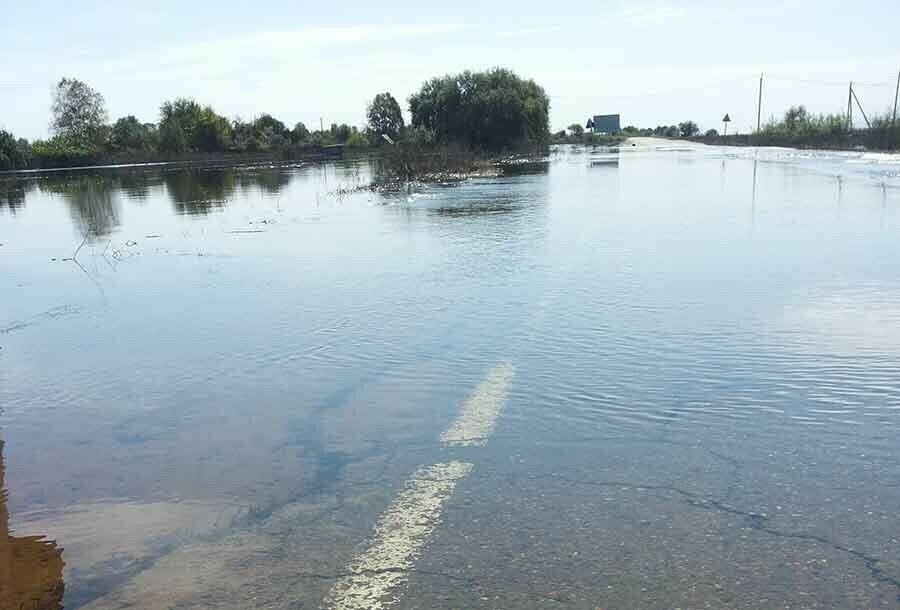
2,0,899,139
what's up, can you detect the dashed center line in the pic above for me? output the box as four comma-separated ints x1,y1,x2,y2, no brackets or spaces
321,362,515,610
441,362,515,447
322,461,473,610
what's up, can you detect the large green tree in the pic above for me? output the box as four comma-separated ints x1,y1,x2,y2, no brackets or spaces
50,78,108,146
409,68,550,149
367,92,404,140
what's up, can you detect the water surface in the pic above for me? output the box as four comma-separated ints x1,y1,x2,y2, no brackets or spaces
2,143,900,609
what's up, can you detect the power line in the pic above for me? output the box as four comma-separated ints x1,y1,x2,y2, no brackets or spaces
766,75,894,88
549,77,750,101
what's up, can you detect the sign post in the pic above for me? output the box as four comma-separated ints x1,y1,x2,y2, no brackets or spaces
722,113,732,138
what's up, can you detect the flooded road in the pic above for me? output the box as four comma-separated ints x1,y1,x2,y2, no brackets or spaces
2,142,900,609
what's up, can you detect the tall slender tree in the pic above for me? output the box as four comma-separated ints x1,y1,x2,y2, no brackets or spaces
50,78,108,145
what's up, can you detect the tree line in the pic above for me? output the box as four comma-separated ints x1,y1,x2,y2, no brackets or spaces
1,68,551,170
550,107,899,149
551,120,703,144
1,77,373,169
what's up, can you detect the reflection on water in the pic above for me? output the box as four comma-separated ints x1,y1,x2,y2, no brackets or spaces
164,169,236,215
237,168,292,194
0,442,65,610
39,176,121,237
117,171,164,201
2,164,299,226
423,189,530,218
427,202,521,217
0,179,31,214
589,147,620,167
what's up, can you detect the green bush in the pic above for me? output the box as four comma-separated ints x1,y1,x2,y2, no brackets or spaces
110,116,158,152
31,136,103,168
0,130,32,170
750,106,896,149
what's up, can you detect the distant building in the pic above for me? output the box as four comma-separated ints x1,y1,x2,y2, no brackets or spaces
590,114,621,134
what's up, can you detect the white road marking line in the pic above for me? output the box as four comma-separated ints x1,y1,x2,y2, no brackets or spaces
323,461,474,610
323,363,515,609
440,362,515,447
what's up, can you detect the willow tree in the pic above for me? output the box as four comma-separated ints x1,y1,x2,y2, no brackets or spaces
409,68,550,150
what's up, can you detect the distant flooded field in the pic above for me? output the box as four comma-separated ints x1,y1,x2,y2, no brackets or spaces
2,142,900,609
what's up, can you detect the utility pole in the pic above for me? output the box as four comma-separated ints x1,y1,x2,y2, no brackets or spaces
847,82,853,130
851,87,871,128
892,68,899,129
756,73,763,133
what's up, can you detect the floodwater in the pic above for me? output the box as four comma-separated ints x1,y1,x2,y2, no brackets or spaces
2,142,900,609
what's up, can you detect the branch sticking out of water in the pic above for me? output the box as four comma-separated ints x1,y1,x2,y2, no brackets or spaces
72,229,90,260
62,225,93,262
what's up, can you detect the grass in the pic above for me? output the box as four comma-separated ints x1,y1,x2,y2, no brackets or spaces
694,107,900,151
